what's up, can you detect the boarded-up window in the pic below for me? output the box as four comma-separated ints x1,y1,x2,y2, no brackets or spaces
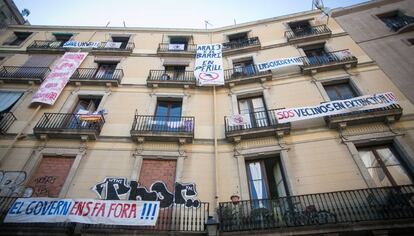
27,156,75,197
139,159,176,192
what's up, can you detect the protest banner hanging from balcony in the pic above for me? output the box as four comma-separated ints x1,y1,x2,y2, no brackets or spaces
194,44,224,86
275,92,397,123
4,197,160,226
31,52,87,105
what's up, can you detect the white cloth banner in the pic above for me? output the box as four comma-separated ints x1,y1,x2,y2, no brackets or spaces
227,114,251,126
4,198,160,226
257,57,303,72
63,41,101,48
194,44,224,86
168,44,185,51
105,42,122,48
31,52,88,105
275,92,398,123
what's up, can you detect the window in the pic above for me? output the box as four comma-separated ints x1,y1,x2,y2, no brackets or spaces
323,82,358,101
111,36,130,49
95,63,117,79
246,157,288,201
228,32,248,42
53,33,73,46
3,32,32,46
153,100,183,131
162,65,186,80
232,58,255,76
301,43,335,65
73,97,101,114
169,36,189,50
358,145,412,187
378,11,414,32
238,96,268,128
289,20,312,36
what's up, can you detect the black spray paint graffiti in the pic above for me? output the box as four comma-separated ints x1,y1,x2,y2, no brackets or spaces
0,171,32,197
92,177,200,208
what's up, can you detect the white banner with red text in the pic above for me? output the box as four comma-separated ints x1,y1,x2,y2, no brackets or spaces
275,92,397,123
194,44,224,86
4,198,160,226
31,52,88,105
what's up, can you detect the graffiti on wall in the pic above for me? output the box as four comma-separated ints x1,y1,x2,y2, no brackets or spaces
92,177,200,208
30,175,57,197
0,171,29,197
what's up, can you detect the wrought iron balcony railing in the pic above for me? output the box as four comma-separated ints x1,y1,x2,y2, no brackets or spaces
157,43,197,54
70,68,124,84
325,103,402,128
131,114,195,142
300,50,358,72
0,197,208,234
225,108,290,134
0,112,17,134
0,66,50,82
27,40,66,51
147,70,196,87
83,202,209,232
218,185,414,232
224,64,272,84
34,113,105,140
92,42,135,52
285,25,331,42
222,37,260,51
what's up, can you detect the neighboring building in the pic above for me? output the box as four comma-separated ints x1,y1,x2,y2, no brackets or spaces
0,0,26,27
332,0,414,103
0,3,414,236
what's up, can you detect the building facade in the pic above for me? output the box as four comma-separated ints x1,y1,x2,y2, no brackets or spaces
0,5,414,236
332,0,414,103
0,0,26,28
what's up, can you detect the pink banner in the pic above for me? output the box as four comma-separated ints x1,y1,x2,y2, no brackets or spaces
31,52,88,105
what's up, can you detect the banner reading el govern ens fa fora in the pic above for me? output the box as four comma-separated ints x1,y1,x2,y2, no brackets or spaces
276,92,398,123
4,198,160,226
194,44,224,86
31,52,88,105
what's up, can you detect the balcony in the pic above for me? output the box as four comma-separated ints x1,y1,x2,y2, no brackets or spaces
0,112,16,134
325,104,403,129
0,66,49,84
69,68,123,86
224,109,291,142
300,50,358,74
157,43,196,57
285,25,332,44
91,42,135,55
222,37,261,56
33,113,105,140
26,40,66,53
224,65,272,86
0,197,209,235
131,114,194,143
218,185,414,233
147,70,196,88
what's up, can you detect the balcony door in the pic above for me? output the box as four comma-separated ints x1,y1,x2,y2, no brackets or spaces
302,44,333,65
238,96,268,129
289,20,312,37
95,63,117,79
68,97,101,128
153,100,182,131
164,65,186,81
246,157,288,204
112,36,130,49
233,58,255,76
